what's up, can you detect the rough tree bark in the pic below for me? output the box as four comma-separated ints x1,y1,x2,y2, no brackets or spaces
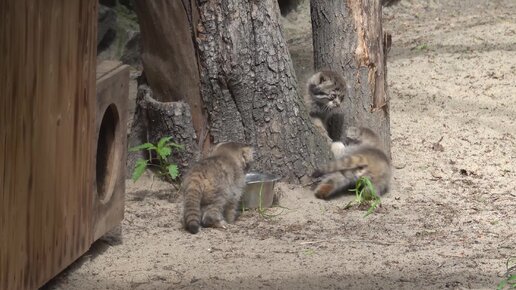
196,0,332,182
131,0,331,182
127,1,206,177
133,0,207,144
135,85,200,174
310,0,391,155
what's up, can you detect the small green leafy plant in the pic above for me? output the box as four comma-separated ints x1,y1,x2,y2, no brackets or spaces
497,257,516,290
129,136,183,182
345,176,381,217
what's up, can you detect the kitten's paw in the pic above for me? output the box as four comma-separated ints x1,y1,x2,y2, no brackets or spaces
314,180,335,199
331,141,346,159
314,183,333,199
214,220,228,229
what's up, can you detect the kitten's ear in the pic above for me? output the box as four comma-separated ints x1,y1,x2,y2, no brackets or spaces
242,146,255,163
308,72,322,86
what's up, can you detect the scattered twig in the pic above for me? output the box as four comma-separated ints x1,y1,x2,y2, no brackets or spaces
299,240,329,245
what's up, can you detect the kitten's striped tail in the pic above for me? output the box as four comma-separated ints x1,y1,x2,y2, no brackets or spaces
183,185,202,234
312,154,368,178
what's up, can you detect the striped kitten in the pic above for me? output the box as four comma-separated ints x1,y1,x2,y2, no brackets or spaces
306,70,347,142
181,142,254,234
331,126,382,159
313,127,391,199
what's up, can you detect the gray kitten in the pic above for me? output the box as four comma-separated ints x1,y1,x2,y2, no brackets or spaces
313,127,391,199
306,70,347,142
182,142,254,234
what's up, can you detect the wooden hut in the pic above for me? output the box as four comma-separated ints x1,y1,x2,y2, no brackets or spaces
0,1,128,289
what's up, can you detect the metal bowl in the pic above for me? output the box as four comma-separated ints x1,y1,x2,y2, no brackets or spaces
241,172,280,209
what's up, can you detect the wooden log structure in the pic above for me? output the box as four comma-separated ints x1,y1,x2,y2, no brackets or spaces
0,1,128,289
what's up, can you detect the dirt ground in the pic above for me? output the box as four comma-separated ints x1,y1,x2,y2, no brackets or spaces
44,0,515,289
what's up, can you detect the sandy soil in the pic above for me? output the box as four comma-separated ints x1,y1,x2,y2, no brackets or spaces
44,0,515,289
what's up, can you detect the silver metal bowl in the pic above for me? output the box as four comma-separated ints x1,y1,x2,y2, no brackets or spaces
241,172,280,209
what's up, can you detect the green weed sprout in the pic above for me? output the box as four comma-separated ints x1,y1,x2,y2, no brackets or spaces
129,136,183,183
345,176,381,217
497,257,516,290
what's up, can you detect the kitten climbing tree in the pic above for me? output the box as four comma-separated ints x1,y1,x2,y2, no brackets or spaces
311,0,391,156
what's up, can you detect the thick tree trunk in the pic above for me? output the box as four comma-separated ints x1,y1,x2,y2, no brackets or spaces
196,0,332,182
128,0,208,177
134,0,207,148
310,0,391,156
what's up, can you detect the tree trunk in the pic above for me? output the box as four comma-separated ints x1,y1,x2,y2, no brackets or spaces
310,0,391,156
141,85,200,172
128,0,208,177
134,0,208,149
196,0,332,182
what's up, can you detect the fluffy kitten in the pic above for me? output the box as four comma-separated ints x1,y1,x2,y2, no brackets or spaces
182,142,254,234
306,70,347,142
331,126,382,159
313,127,391,199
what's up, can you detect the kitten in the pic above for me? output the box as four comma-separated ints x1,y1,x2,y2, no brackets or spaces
182,142,254,234
306,70,347,142
313,127,391,199
332,126,382,159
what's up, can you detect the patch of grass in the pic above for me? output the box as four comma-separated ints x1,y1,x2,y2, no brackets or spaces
302,248,316,256
497,257,516,290
345,176,381,217
129,136,183,183
241,182,288,220
412,43,429,51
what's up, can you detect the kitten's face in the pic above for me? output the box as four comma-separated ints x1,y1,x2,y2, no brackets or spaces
312,86,343,110
308,72,346,111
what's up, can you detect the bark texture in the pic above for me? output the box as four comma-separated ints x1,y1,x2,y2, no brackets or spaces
134,0,207,149
196,0,332,182
127,85,199,176
310,0,391,155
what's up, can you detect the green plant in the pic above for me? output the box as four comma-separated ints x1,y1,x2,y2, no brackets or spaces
412,43,429,51
129,136,183,182
497,257,516,290
302,248,316,256
345,176,381,217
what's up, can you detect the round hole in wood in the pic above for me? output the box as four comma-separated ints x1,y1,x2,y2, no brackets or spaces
96,104,120,204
